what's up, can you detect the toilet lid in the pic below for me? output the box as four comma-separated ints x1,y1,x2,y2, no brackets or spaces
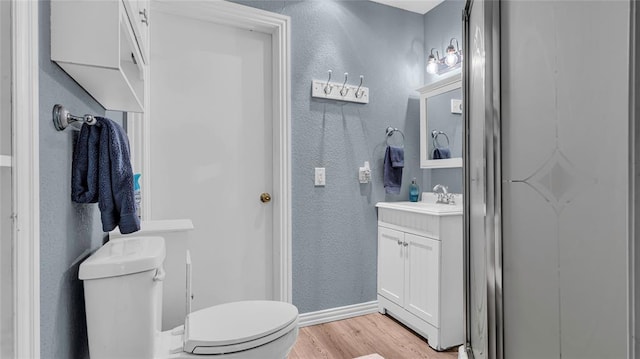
183,300,298,355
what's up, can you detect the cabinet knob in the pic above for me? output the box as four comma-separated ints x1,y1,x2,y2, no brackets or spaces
403,241,408,247
397,240,403,246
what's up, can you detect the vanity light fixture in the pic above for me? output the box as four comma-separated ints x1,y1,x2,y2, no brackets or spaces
426,48,440,75
426,39,463,75
445,38,460,67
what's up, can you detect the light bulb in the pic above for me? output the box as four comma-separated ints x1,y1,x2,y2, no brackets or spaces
426,53,438,74
427,61,438,74
445,51,458,67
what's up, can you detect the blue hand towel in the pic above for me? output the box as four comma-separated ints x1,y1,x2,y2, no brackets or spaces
384,146,404,194
72,117,140,234
433,147,451,159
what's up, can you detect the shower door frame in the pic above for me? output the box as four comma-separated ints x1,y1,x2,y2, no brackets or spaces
11,0,40,357
463,0,503,358
630,1,638,357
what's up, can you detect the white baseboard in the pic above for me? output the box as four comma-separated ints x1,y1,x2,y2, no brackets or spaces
298,301,379,328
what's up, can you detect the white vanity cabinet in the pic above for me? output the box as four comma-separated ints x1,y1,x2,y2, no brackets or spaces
51,0,148,112
376,202,463,351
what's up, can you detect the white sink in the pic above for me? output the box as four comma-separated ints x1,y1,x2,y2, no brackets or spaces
376,192,462,216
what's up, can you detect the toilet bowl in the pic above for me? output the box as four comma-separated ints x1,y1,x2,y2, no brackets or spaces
79,236,298,359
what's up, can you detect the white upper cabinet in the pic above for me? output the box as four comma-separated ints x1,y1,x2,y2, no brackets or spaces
51,0,148,113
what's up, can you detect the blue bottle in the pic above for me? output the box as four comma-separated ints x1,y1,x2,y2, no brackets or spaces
409,178,420,202
133,173,142,219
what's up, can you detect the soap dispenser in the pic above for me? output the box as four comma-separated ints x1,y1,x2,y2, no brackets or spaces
409,178,420,202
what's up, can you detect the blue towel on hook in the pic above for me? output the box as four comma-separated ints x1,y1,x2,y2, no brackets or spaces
72,117,140,234
384,146,404,194
433,147,451,159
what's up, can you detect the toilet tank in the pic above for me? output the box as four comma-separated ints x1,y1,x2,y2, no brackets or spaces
79,236,166,359
110,219,194,329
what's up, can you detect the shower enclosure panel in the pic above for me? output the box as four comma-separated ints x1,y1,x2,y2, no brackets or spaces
0,0,13,357
501,1,630,358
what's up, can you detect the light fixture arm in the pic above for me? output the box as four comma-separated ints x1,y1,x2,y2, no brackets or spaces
449,38,459,52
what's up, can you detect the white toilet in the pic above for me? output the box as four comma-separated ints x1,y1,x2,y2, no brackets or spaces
79,236,299,359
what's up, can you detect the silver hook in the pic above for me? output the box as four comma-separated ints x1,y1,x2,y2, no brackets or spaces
340,72,349,96
324,70,333,94
355,75,364,98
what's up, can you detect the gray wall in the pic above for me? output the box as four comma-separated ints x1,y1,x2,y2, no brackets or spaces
422,0,465,194
233,0,425,313
39,1,122,357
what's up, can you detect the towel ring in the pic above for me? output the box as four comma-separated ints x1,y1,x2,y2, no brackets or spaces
385,127,405,147
431,130,450,149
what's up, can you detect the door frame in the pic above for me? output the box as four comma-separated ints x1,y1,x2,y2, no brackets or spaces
11,0,40,357
130,0,292,302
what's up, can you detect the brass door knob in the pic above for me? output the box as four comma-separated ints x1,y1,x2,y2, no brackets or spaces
260,193,272,203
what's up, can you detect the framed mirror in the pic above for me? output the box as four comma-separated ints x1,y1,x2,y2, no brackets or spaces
418,75,462,168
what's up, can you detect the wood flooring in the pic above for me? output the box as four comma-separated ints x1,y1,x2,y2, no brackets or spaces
288,313,459,359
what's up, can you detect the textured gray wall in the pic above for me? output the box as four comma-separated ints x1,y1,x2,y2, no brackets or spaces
233,0,425,313
39,1,122,357
423,0,465,194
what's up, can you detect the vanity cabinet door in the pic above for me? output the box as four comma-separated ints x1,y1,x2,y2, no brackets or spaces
378,227,405,306
404,233,440,327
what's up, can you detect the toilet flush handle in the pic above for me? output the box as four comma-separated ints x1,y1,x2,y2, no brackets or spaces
153,267,166,282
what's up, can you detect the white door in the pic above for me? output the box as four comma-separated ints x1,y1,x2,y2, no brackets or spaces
378,227,405,306
149,9,274,310
404,233,440,327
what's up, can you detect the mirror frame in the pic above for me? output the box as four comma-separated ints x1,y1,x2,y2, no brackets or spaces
418,74,463,169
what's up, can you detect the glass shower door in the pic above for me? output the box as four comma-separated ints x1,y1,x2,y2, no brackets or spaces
0,0,13,357
500,1,629,358
465,1,633,358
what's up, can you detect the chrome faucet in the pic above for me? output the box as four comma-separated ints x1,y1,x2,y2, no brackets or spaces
433,184,455,204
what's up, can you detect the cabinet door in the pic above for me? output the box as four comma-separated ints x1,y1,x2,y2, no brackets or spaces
378,226,405,306
404,233,440,326
122,0,149,63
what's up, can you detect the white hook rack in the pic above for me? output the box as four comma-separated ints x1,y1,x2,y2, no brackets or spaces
311,70,369,104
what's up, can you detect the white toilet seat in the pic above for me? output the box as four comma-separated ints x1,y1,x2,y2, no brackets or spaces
183,301,299,355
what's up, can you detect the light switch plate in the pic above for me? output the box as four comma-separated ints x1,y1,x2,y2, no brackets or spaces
451,99,462,114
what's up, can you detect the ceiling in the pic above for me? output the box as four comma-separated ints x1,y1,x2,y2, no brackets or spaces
368,0,445,15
